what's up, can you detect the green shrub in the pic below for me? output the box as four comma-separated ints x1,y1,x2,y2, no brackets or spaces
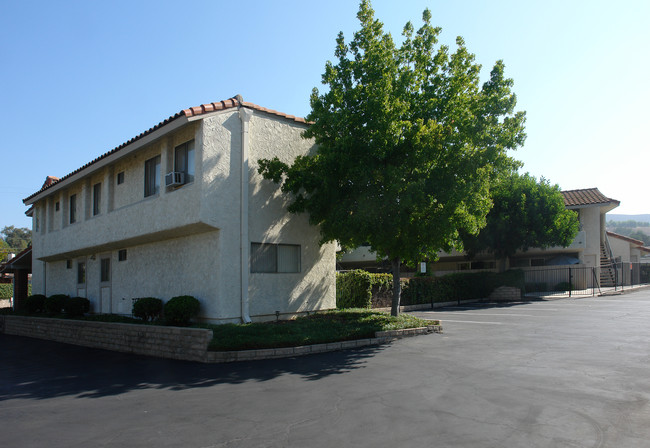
164,295,200,326
337,270,373,308
400,269,525,305
0,283,12,299
45,294,68,315
132,297,163,322
64,297,90,317
24,294,47,314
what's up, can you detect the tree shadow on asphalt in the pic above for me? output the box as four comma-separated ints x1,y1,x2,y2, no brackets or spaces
0,335,388,401
428,299,550,313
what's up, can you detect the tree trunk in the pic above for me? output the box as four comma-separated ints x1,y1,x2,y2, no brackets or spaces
390,257,401,316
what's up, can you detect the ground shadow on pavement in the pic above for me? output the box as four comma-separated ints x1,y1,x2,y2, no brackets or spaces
0,334,387,401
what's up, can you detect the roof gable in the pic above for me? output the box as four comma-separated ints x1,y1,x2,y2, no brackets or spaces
562,188,619,208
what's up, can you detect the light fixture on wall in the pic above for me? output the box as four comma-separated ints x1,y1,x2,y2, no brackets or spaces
90,254,96,260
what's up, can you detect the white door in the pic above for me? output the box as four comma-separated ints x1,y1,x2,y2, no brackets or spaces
100,286,112,313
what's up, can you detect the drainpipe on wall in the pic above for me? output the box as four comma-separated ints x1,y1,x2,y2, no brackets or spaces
238,100,253,324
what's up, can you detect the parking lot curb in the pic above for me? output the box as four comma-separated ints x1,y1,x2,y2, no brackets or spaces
205,323,443,363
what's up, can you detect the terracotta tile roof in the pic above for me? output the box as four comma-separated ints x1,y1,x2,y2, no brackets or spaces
0,245,32,273
42,176,59,188
23,96,307,203
561,188,619,208
606,231,646,247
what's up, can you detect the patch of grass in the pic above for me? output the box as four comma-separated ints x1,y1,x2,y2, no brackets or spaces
206,309,434,351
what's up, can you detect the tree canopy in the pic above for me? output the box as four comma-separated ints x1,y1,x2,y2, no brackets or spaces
1,226,31,251
461,173,580,264
258,0,526,314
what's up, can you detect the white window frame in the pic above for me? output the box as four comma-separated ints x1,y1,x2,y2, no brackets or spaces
174,140,195,184
144,155,161,197
251,243,301,273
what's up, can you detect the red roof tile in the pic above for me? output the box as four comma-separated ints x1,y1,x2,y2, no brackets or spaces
606,231,646,247
23,96,307,203
561,188,619,208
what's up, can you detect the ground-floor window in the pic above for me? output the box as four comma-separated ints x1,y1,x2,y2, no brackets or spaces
251,243,301,273
100,258,111,282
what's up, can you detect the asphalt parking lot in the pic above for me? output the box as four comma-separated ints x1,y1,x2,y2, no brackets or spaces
2,289,650,447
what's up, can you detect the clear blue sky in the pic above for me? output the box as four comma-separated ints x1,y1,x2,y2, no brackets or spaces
2,0,648,231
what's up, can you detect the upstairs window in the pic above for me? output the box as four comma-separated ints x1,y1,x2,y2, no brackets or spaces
251,243,301,273
144,155,161,197
92,183,101,216
174,140,195,183
116,171,125,185
69,194,77,224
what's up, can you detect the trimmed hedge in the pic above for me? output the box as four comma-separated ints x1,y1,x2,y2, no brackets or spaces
25,294,47,314
0,283,31,300
337,269,525,308
132,297,163,322
336,270,392,309
64,297,90,317
0,283,12,300
401,270,525,305
45,294,69,315
164,295,200,326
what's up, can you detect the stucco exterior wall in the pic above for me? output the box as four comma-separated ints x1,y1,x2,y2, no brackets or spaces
609,236,633,262
578,207,601,267
247,113,336,318
28,106,335,323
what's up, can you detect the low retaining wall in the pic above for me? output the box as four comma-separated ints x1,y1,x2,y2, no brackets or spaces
0,316,442,363
488,286,522,302
0,315,212,362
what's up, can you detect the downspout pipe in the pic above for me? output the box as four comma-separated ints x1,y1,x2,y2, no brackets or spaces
238,99,253,324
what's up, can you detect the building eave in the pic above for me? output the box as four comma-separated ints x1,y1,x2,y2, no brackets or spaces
22,96,309,205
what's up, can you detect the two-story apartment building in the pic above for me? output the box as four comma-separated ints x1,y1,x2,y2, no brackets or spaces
23,97,336,323
339,187,622,278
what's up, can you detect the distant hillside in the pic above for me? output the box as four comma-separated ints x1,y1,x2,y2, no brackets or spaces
607,214,650,223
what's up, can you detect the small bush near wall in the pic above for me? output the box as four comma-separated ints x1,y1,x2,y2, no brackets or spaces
164,296,200,327
133,297,163,322
45,295,69,315
64,297,90,317
24,294,47,314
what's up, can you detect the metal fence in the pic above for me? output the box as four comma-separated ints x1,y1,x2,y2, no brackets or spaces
523,262,650,297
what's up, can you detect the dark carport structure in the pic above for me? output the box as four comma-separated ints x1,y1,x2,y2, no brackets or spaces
0,245,32,305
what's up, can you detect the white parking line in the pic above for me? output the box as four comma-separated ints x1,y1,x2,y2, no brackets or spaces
440,319,504,325
432,312,543,317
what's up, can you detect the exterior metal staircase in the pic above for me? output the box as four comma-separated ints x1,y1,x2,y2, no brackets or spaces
600,243,616,287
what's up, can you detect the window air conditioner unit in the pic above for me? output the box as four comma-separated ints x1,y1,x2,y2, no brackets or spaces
165,171,185,187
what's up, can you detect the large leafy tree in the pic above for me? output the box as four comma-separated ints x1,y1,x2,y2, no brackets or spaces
462,173,580,268
1,226,31,251
258,1,526,315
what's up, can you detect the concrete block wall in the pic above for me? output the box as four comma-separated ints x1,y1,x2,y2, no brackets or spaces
488,286,522,302
0,316,212,362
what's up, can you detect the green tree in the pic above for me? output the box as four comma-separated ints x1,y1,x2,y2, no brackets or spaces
1,226,31,251
258,0,526,315
462,173,580,268
0,238,9,262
